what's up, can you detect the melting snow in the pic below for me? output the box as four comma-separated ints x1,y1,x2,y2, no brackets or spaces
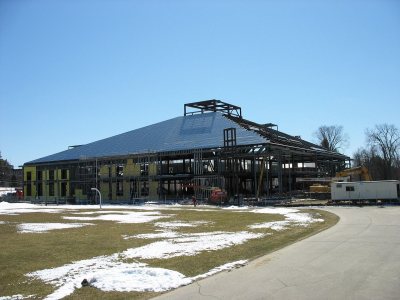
191,260,248,281
0,295,35,300
249,221,291,231
17,223,94,233
63,211,169,224
27,246,251,299
154,220,210,228
252,207,299,215
128,230,180,240
122,231,263,260
249,207,324,230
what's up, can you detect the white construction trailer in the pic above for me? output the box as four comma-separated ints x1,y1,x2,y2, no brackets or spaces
331,180,400,202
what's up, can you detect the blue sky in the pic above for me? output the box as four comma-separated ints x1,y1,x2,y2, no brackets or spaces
1,0,399,167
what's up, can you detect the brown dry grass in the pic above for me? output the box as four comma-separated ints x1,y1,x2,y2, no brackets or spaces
0,206,338,299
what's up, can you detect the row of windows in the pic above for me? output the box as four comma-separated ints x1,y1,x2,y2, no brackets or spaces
25,182,67,197
26,170,68,181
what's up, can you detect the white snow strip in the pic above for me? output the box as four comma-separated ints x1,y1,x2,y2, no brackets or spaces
129,230,181,240
252,207,299,215
71,210,129,215
191,260,248,281
249,221,291,231
223,206,250,210
0,295,35,300
0,208,64,215
285,212,324,224
154,220,210,229
122,231,263,260
0,221,7,224
17,223,94,233
63,211,170,224
249,208,324,231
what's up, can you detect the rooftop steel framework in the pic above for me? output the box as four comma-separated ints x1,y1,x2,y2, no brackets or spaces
184,99,242,118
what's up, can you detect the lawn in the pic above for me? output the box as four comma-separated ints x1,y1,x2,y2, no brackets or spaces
0,203,338,300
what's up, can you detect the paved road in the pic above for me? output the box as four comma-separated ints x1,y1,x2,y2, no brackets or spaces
154,207,400,300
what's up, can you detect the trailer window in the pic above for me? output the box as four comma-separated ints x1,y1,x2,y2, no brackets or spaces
346,186,355,192
336,184,342,188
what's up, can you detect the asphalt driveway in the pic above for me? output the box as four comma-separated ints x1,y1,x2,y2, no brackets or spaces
154,206,400,300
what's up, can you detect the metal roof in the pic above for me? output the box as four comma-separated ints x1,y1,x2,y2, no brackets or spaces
26,112,266,164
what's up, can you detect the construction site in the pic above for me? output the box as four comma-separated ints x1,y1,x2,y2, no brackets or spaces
23,100,351,205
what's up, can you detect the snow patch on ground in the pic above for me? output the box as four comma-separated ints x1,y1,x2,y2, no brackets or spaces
90,265,191,292
0,294,35,300
122,231,263,260
249,207,324,230
128,230,180,240
252,207,299,215
223,206,250,210
71,210,129,215
17,223,94,233
0,208,64,215
191,260,248,281
63,211,170,224
27,250,250,299
154,220,210,229
249,221,291,231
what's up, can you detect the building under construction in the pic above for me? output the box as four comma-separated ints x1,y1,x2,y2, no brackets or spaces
23,100,349,203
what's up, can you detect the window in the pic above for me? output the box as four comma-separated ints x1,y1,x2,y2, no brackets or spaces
116,165,123,177
27,172,32,181
37,183,43,196
26,184,32,196
49,170,55,180
49,183,55,196
346,186,355,192
116,180,123,196
61,169,68,180
37,171,42,181
61,182,67,197
336,184,342,188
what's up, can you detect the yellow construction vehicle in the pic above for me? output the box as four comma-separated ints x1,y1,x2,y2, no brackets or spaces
309,166,372,194
309,184,331,193
335,166,372,181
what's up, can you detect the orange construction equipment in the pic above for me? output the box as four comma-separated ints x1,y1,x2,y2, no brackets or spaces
209,188,227,204
335,166,372,181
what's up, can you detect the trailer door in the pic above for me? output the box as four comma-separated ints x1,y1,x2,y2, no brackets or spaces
397,183,400,198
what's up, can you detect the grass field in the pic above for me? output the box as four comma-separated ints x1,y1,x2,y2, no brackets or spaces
0,203,338,300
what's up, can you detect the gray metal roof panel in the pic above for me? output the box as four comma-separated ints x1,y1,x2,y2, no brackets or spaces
26,113,266,164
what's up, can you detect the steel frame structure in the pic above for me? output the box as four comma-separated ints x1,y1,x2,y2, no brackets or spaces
24,100,350,203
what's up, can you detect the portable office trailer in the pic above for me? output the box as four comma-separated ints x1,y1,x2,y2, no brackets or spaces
331,180,400,201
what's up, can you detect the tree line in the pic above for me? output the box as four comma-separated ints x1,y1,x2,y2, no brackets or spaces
0,152,20,187
314,124,400,180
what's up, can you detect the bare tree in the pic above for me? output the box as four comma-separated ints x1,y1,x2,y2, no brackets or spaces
314,125,348,152
353,146,384,180
365,124,400,180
